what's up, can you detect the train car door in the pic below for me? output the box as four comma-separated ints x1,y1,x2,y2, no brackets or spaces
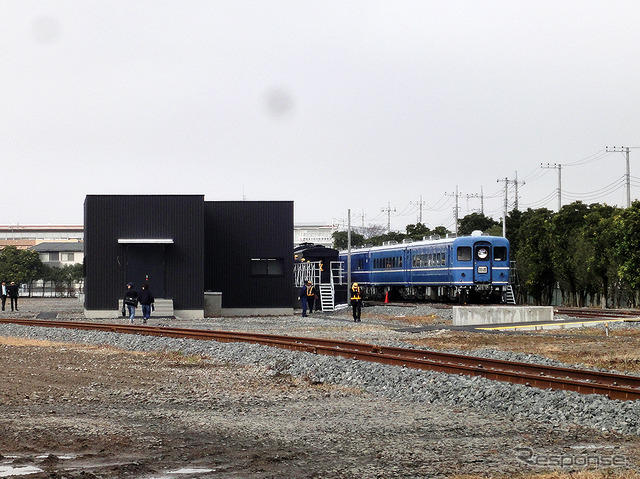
405,248,411,285
473,242,492,283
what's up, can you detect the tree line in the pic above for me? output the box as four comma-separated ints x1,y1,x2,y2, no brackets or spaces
333,201,640,308
0,246,84,296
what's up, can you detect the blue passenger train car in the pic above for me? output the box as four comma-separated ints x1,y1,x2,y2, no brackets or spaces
339,232,510,303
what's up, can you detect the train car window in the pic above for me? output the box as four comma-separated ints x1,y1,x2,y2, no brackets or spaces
475,246,490,261
457,246,472,261
399,256,403,268
441,253,446,266
494,246,507,261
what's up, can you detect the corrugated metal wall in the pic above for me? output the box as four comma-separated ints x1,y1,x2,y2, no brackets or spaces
84,195,204,310
204,201,294,308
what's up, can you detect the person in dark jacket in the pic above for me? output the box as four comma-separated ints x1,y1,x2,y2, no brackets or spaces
299,281,311,317
123,282,138,323
7,281,19,312
138,282,155,324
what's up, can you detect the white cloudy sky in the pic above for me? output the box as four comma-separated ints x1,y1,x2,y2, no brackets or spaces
2,1,640,232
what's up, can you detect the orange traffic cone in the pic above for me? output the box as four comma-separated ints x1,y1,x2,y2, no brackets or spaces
384,291,389,304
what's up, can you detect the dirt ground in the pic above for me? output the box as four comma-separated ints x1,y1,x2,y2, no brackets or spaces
1,298,640,478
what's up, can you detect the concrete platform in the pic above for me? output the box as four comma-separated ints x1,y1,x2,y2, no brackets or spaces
453,306,553,326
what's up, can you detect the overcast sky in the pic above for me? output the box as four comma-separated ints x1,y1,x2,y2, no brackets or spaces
3,1,640,232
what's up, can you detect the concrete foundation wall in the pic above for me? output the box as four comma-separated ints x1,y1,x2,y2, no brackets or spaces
220,308,294,317
84,308,204,320
453,306,553,326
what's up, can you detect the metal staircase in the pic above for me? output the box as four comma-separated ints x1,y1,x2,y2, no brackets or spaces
506,260,519,305
318,284,334,311
505,285,516,305
293,260,344,312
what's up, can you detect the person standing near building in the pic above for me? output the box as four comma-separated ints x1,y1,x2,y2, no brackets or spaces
7,281,19,312
306,281,316,314
351,282,362,322
123,282,138,323
299,281,311,317
1,281,7,311
138,282,155,324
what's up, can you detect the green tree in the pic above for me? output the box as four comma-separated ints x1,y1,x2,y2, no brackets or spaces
433,226,450,238
613,201,640,303
458,213,499,236
332,230,365,250
505,209,523,258
368,231,407,246
0,246,45,292
515,208,555,304
405,223,432,240
577,204,620,307
549,202,592,306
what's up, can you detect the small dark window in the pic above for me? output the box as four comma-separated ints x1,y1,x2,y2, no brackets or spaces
494,246,507,262
49,252,60,261
251,258,284,276
457,247,472,261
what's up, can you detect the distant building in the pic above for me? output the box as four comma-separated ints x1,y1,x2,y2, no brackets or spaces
29,242,84,268
0,225,83,250
294,224,337,248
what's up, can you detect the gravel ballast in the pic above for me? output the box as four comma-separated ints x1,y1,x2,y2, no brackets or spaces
1,318,639,437
1,299,640,477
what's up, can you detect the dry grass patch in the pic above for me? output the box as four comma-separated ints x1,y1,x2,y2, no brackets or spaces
408,329,640,373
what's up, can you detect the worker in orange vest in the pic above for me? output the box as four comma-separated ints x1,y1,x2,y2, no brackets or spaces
351,282,362,322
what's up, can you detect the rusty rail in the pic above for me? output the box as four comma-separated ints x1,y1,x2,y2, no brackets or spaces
1,318,639,401
555,307,640,320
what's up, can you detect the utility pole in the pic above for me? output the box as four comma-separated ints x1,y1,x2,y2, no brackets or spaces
411,195,426,224
606,146,632,208
513,171,525,210
463,189,485,215
499,178,508,237
445,187,460,235
541,163,562,211
381,202,396,233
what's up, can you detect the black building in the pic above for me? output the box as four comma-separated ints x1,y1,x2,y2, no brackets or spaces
84,195,293,318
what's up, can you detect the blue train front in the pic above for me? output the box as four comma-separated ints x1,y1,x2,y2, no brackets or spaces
339,233,510,303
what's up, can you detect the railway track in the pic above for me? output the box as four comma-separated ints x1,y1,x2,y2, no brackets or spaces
556,307,640,320
1,318,640,401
